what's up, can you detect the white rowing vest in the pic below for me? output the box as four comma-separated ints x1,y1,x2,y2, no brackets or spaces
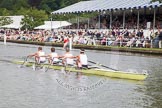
51,52,59,62
64,53,74,65
79,54,88,65
38,51,46,62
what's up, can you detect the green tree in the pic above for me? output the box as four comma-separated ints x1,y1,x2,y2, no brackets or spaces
39,0,88,13
152,0,162,2
0,0,29,15
0,16,13,26
40,0,59,13
21,15,34,30
0,8,11,16
28,0,42,8
0,0,88,15
0,0,89,29
59,0,88,8
12,0,29,10
20,8,48,30
0,0,13,10
15,7,29,15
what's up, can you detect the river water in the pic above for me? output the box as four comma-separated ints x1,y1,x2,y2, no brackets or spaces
0,42,162,108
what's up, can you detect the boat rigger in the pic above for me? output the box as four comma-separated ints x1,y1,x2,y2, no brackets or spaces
13,60,148,81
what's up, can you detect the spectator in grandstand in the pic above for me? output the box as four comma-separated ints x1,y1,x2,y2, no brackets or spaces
158,28,162,48
125,36,136,47
101,36,106,45
136,38,142,47
123,29,129,38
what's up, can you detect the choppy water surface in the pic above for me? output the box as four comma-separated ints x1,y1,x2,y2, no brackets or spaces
0,42,162,108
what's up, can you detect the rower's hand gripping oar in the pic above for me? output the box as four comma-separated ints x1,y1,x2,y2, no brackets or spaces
44,58,62,72
43,57,55,72
88,60,119,71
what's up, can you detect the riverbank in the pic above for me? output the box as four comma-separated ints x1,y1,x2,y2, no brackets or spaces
1,39,162,55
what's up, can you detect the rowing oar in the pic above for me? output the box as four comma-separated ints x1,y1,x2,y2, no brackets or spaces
44,58,62,72
43,63,51,72
18,56,29,68
88,60,119,71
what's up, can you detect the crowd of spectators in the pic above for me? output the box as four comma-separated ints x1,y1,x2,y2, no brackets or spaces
0,28,161,48
67,14,162,30
1,13,162,48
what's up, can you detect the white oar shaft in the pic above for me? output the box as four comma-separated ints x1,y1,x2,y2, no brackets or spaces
88,60,118,71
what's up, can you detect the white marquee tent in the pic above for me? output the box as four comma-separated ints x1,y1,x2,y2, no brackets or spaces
34,21,71,29
0,16,24,29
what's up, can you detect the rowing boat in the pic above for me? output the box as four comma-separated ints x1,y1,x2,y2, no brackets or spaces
13,60,148,81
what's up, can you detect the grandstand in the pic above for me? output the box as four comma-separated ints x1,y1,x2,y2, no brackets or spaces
51,0,162,48
52,0,162,30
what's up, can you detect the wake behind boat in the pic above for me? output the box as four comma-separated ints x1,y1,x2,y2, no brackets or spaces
13,60,148,81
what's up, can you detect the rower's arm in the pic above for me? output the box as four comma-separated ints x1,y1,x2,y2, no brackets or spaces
40,55,48,58
63,56,76,59
58,55,64,58
75,55,80,62
47,55,60,60
27,52,37,58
